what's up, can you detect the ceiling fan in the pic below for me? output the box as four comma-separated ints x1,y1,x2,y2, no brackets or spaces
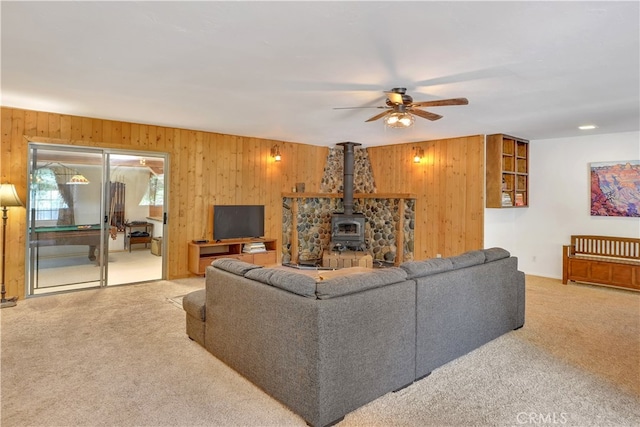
335,88,469,128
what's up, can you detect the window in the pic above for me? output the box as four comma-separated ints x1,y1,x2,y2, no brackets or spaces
32,168,68,221
139,174,164,206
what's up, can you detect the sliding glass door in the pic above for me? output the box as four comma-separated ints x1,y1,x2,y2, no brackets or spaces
105,152,166,286
28,146,106,293
27,143,167,295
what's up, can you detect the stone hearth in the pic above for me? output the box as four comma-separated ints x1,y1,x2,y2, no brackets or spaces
320,145,377,194
282,195,415,265
281,145,415,267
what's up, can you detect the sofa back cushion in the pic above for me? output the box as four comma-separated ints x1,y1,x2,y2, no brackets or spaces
483,247,511,263
316,267,408,299
448,250,486,269
244,268,317,298
400,248,512,279
399,258,454,279
211,258,263,276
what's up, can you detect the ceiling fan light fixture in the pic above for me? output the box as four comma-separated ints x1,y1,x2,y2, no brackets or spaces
385,112,414,128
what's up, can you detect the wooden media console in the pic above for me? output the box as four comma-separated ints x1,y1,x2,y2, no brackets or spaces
188,238,277,275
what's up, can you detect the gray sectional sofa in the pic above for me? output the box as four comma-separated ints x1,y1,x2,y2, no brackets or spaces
182,248,525,427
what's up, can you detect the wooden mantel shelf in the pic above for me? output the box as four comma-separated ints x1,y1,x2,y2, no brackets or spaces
282,192,416,199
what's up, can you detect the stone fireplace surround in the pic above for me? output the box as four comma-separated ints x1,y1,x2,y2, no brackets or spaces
281,146,416,266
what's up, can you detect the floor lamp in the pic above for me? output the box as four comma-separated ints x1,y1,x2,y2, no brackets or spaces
1,183,23,308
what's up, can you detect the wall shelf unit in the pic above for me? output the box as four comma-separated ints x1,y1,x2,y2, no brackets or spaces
188,238,277,275
486,134,529,208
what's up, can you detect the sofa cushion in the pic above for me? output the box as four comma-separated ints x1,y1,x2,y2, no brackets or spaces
483,247,511,263
211,258,262,276
244,268,317,298
182,289,206,321
399,258,454,279
449,250,486,269
316,267,408,299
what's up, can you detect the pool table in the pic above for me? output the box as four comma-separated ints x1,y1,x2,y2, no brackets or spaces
33,224,102,261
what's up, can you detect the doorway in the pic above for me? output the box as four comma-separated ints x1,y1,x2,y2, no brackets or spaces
26,143,167,295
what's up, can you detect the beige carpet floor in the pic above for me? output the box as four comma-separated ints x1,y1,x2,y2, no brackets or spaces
1,275,639,427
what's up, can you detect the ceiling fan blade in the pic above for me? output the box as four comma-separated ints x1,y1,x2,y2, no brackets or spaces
411,98,469,108
365,110,392,122
385,91,403,105
333,106,386,110
410,109,443,121
413,66,514,88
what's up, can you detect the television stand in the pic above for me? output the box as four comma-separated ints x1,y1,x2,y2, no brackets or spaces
188,238,277,275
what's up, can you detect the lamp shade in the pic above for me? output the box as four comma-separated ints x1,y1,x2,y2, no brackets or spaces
0,184,23,208
67,174,90,184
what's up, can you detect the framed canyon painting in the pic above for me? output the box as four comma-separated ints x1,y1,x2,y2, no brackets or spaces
590,160,640,217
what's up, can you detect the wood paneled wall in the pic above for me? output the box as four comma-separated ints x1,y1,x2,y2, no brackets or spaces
0,107,327,299
1,107,484,300
367,135,485,258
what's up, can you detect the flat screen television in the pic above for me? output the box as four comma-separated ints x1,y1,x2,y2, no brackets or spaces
213,205,265,241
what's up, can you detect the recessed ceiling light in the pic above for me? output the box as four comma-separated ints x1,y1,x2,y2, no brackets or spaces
578,125,597,130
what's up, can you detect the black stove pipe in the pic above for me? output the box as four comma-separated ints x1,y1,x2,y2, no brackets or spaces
337,142,361,215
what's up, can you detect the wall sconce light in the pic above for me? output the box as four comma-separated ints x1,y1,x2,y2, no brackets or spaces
271,145,282,162
413,147,424,163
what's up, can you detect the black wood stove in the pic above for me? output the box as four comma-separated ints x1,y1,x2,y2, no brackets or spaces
330,142,366,251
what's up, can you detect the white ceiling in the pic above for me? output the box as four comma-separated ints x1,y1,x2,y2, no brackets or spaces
2,1,639,148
